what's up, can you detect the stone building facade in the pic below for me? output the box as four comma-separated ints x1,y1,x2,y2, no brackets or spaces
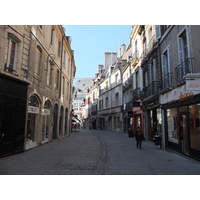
0,25,76,157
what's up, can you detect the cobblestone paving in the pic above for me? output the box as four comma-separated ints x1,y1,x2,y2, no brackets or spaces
0,129,200,175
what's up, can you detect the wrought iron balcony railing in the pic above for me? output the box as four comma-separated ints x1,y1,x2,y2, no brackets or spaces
161,72,173,91
143,81,160,99
132,50,139,66
175,58,193,84
133,87,142,100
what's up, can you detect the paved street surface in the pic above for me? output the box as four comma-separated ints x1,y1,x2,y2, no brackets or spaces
1,129,200,175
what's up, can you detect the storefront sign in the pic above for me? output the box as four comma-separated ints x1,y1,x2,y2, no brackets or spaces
133,102,140,107
178,91,194,102
168,91,194,104
28,106,40,114
186,79,200,91
42,109,50,115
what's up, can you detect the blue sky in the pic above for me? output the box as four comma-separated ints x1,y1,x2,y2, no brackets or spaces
64,25,133,82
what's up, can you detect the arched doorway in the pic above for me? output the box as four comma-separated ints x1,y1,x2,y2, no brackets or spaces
52,104,58,140
26,94,40,148
59,106,64,137
42,100,51,142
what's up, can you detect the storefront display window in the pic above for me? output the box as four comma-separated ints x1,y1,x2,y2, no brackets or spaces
189,104,200,151
26,95,40,149
42,100,51,142
157,108,162,135
167,108,179,144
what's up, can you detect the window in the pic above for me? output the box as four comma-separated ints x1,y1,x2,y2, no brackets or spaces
156,25,168,40
115,74,118,83
67,82,69,100
115,93,119,106
47,60,53,86
161,47,171,89
178,29,189,63
136,71,139,88
63,51,66,68
106,97,109,108
35,46,42,75
5,38,18,73
106,81,108,90
177,27,191,79
50,28,54,46
63,76,65,96
149,59,156,84
58,42,61,57
144,70,148,87
56,70,59,90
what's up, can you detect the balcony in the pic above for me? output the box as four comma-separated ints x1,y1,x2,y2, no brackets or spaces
175,58,193,84
133,87,142,100
123,77,133,89
132,50,139,66
141,35,157,65
143,81,160,100
124,101,133,111
161,73,173,92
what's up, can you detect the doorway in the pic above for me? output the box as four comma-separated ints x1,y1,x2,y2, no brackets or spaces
180,112,190,155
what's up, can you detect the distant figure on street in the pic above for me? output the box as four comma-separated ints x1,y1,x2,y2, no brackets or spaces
89,123,92,130
135,127,144,149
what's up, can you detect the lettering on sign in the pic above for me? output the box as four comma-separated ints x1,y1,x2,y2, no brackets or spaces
28,106,40,114
42,109,50,115
186,79,200,91
168,91,194,104
178,91,194,102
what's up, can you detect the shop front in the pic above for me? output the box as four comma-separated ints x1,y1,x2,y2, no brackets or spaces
26,95,40,149
42,100,52,143
163,93,200,161
144,100,162,142
132,101,144,137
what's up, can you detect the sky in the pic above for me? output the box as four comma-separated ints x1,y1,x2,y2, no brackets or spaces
64,25,133,82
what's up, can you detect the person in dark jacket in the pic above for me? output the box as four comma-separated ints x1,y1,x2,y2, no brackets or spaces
135,127,144,149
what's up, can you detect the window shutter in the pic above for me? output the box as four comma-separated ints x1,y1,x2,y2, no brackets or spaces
167,48,170,73
161,54,166,76
177,37,184,64
156,25,161,40
186,27,190,58
149,63,152,83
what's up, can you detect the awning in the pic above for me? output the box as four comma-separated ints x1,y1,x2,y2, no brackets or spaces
72,114,81,122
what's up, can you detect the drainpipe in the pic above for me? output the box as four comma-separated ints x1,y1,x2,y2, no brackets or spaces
59,34,65,98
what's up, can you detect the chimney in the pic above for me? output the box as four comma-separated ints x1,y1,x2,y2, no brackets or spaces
119,44,126,57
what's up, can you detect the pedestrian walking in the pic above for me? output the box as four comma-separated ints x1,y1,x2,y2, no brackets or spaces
135,127,144,149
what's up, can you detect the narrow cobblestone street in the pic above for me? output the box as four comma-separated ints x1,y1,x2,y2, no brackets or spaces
1,128,200,175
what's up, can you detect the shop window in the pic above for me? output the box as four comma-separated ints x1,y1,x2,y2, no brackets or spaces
42,100,51,142
189,104,200,151
167,108,179,144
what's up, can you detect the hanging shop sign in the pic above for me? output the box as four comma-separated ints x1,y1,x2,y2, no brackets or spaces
42,109,50,115
186,78,200,91
132,102,140,107
28,106,40,114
